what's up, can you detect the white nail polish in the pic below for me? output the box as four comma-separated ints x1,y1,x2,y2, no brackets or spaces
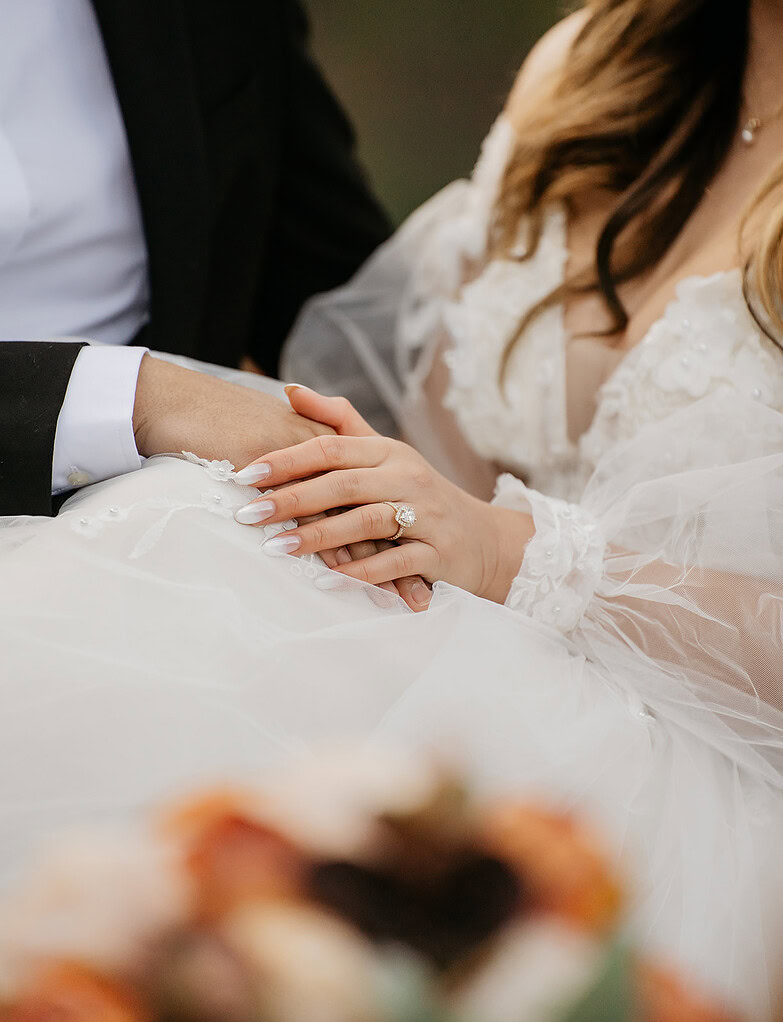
234,500,275,525
234,463,272,485
263,534,301,556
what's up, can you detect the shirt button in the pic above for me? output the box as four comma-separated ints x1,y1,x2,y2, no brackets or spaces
67,468,91,488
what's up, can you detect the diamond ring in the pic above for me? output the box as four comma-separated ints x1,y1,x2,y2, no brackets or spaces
383,502,417,542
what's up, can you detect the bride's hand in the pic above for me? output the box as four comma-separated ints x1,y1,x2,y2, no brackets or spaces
233,387,534,604
297,510,424,608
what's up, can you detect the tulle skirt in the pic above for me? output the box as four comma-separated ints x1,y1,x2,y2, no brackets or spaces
1,452,782,1019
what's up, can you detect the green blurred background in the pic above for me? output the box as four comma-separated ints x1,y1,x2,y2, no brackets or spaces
304,0,563,224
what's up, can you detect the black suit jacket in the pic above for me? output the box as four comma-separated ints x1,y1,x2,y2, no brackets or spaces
0,0,390,517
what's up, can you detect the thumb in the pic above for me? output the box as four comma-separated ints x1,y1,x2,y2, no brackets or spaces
285,385,377,438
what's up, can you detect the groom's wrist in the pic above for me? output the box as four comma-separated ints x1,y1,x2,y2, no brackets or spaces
133,353,175,458
132,354,337,468
132,354,211,458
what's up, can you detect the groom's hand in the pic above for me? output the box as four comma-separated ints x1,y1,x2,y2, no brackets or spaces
132,354,334,466
132,356,427,611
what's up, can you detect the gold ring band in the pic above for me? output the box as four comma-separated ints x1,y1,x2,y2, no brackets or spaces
382,501,417,542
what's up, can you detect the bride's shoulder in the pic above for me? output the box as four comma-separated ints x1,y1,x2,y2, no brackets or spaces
504,11,590,130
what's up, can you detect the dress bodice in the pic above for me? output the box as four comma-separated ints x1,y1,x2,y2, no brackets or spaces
435,118,783,502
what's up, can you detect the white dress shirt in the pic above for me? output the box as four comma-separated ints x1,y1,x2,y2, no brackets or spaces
0,0,150,493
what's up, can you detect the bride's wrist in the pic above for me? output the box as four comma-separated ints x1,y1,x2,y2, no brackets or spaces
478,505,535,604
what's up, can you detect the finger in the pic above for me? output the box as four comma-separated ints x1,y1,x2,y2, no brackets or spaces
369,539,413,605
234,470,400,526
341,535,405,602
394,576,433,612
345,539,382,562
345,537,392,576
265,504,401,555
323,509,354,567
234,434,388,488
285,386,377,438
337,537,408,604
332,541,437,587
317,546,343,570
297,512,347,570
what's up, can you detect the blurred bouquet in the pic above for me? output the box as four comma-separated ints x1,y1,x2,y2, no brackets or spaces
0,750,738,1022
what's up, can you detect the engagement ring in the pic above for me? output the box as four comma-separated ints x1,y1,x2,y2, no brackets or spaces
383,501,417,541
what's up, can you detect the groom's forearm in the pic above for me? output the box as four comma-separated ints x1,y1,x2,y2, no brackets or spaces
133,354,334,468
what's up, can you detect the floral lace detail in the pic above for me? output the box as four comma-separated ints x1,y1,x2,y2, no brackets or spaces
399,117,519,365
434,120,783,505
579,272,783,479
67,455,244,545
430,121,571,481
65,454,328,586
181,452,237,482
493,474,605,634
442,209,571,481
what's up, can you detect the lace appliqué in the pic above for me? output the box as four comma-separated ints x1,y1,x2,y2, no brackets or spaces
69,456,241,542
66,454,327,584
494,474,606,634
580,272,783,481
441,207,571,482
181,452,237,482
428,120,783,505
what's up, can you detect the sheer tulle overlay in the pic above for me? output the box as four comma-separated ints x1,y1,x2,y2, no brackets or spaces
3,118,783,1019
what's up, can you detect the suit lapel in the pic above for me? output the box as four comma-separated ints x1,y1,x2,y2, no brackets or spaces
90,0,211,355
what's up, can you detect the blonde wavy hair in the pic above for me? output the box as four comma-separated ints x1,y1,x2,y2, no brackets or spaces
495,0,783,375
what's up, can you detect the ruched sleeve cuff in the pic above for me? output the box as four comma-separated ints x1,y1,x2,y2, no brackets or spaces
492,473,606,633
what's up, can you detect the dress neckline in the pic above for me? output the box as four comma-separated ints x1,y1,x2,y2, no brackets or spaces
569,268,744,447
437,117,778,500
489,117,749,448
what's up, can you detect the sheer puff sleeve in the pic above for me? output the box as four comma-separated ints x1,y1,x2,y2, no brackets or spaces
495,391,783,776
281,119,517,442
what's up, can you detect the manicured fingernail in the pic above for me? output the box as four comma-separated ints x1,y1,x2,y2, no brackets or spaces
410,582,431,607
335,547,352,565
263,534,301,556
234,463,271,485
234,500,275,525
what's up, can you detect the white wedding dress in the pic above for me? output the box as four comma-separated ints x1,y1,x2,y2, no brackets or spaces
3,117,783,1018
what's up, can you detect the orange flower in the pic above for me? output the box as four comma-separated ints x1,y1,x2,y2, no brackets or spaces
158,786,265,842
640,964,742,1022
0,962,147,1022
159,788,309,921
187,814,307,920
481,804,623,933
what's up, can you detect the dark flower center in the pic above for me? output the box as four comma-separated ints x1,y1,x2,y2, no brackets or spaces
309,852,522,970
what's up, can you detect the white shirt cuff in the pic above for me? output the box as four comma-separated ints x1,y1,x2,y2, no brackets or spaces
52,344,148,493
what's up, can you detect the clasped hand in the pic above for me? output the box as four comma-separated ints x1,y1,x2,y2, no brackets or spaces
131,356,435,610
234,386,533,606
